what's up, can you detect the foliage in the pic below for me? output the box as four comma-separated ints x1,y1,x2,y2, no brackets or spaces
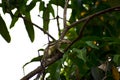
0,0,120,80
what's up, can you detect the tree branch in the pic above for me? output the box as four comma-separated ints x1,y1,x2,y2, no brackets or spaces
56,0,61,36
56,16,61,36
63,0,69,28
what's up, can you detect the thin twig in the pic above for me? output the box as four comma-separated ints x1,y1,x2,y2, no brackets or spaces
63,0,69,28
38,14,56,20
58,16,69,21
56,0,61,36
56,16,61,36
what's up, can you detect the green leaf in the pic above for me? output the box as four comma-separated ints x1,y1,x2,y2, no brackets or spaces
86,41,99,49
23,56,43,69
38,48,44,52
10,10,19,28
0,3,2,7
69,53,89,77
0,16,11,42
26,0,38,12
39,1,45,11
48,4,55,17
69,10,76,23
113,54,120,65
108,0,120,7
1,0,8,13
23,13,35,42
73,56,84,67
72,48,87,62
49,0,65,8
81,36,102,41
102,37,120,45
47,60,61,79
43,7,50,31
